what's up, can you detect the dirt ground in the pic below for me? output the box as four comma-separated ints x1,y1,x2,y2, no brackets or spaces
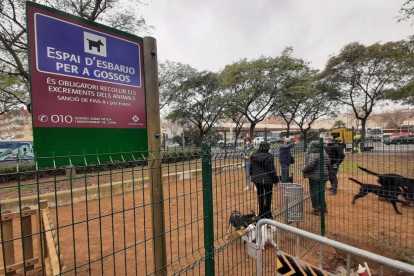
1,151,414,275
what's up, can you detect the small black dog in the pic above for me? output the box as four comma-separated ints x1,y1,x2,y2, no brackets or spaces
349,177,409,215
225,210,256,239
358,166,414,202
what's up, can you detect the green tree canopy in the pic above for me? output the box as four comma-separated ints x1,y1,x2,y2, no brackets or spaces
167,71,227,146
274,54,316,138
332,120,346,129
383,36,414,104
158,60,197,110
321,40,409,149
293,89,334,148
398,0,414,25
223,106,247,147
220,49,297,137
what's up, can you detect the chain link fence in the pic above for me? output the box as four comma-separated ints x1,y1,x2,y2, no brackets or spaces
0,140,411,275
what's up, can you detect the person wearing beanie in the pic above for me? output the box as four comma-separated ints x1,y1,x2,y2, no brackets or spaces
250,142,280,219
302,141,330,216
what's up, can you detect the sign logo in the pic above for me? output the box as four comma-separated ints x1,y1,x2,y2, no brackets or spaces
132,115,139,122
84,32,107,57
38,114,49,122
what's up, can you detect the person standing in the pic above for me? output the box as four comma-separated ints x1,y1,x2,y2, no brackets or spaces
250,142,279,220
278,138,296,183
302,141,330,215
324,135,345,195
243,137,256,191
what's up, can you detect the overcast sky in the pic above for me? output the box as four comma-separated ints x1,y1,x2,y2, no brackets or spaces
140,0,413,72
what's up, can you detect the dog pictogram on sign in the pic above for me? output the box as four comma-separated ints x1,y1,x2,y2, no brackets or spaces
84,32,107,57
87,39,104,52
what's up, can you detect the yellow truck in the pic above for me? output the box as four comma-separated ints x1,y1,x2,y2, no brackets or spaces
329,127,353,145
328,127,374,152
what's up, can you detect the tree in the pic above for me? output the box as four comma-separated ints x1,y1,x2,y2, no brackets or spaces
384,37,414,104
292,87,334,149
386,81,414,105
158,60,197,110
167,71,227,146
172,135,183,146
300,129,319,143
223,105,247,147
398,0,414,25
332,120,346,129
321,41,408,150
0,0,152,112
276,56,315,138
179,128,222,147
221,50,293,138
0,108,30,140
272,56,333,146
0,67,29,114
204,131,223,145
182,128,199,146
163,119,182,137
377,109,414,131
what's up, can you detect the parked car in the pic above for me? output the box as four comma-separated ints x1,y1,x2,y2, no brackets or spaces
384,135,414,145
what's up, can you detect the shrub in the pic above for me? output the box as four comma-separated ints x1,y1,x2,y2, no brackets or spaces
0,150,204,183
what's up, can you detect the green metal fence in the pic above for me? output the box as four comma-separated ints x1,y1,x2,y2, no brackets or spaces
5,139,412,275
323,140,414,265
211,142,324,275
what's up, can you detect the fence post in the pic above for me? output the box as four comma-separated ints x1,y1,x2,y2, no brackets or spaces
21,207,34,271
319,138,326,236
39,200,48,259
202,143,215,276
2,210,16,276
144,36,167,276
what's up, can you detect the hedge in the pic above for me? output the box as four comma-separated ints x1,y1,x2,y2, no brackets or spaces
0,149,204,183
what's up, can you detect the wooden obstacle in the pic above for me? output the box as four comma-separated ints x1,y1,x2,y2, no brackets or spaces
0,207,39,275
41,203,66,276
0,200,65,276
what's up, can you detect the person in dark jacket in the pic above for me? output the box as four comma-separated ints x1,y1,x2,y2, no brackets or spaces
278,138,296,183
250,142,279,219
324,135,345,195
302,141,330,216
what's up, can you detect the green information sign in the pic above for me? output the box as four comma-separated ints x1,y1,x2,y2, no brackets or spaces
26,2,148,163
